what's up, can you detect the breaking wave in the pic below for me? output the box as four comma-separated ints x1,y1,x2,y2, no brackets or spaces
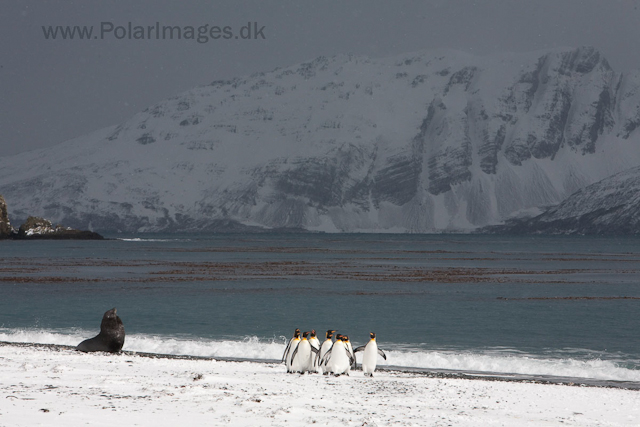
2,328,639,382
117,238,187,242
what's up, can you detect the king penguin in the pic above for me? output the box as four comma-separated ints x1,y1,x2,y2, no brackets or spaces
320,335,354,376
282,328,301,373
318,329,336,374
319,333,342,373
308,329,321,373
343,334,356,368
290,331,318,374
353,332,387,377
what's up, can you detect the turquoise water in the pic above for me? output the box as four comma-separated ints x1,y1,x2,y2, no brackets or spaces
1,233,639,381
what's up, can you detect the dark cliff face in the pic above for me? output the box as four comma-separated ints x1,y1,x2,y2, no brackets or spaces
616,70,640,139
415,98,472,195
0,195,13,237
497,46,616,166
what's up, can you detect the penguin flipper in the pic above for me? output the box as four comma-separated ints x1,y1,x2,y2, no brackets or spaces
319,347,333,366
282,341,292,363
378,349,387,360
310,346,319,355
290,344,300,363
348,353,355,367
353,346,365,353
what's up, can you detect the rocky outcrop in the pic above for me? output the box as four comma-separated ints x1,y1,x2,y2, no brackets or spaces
16,216,103,239
0,195,103,240
0,194,15,238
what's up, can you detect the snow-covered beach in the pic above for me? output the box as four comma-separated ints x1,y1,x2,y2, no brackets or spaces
1,343,638,426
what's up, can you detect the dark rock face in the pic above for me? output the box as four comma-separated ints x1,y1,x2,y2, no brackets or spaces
498,46,615,166
412,97,473,195
444,66,478,94
373,154,422,205
0,195,14,238
18,216,58,236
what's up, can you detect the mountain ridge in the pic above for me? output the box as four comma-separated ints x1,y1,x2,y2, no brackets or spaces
483,165,640,235
2,46,639,233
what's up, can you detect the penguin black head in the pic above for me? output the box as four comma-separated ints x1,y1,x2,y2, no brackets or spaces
370,332,376,340
302,331,310,339
294,329,301,338
335,334,344,341
310,330,317,338
326,329,336,339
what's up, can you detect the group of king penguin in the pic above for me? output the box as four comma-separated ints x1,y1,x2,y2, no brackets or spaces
282,329,387,377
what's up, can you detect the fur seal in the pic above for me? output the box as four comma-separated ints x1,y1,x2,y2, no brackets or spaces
76,307,125,353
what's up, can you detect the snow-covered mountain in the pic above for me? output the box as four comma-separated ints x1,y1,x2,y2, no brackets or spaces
484,165,640,234
2,46,640,233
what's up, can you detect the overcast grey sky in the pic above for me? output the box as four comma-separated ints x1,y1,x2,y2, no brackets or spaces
2,0,640,156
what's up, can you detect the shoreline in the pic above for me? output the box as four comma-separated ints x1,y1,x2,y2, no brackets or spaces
3,340,638,391
1,341,638,426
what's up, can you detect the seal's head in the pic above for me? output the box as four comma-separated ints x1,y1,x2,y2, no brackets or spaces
100,308,122,332
99,307,125,351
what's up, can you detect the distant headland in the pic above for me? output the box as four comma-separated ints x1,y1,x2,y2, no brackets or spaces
0,194,103,240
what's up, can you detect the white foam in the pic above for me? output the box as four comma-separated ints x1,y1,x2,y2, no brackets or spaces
0,328,87,347
2,329,639,382
117,238,180,242
386,349,640,382
124,334,287,361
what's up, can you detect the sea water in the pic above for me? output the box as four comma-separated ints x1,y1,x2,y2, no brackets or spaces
1,233,639,383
